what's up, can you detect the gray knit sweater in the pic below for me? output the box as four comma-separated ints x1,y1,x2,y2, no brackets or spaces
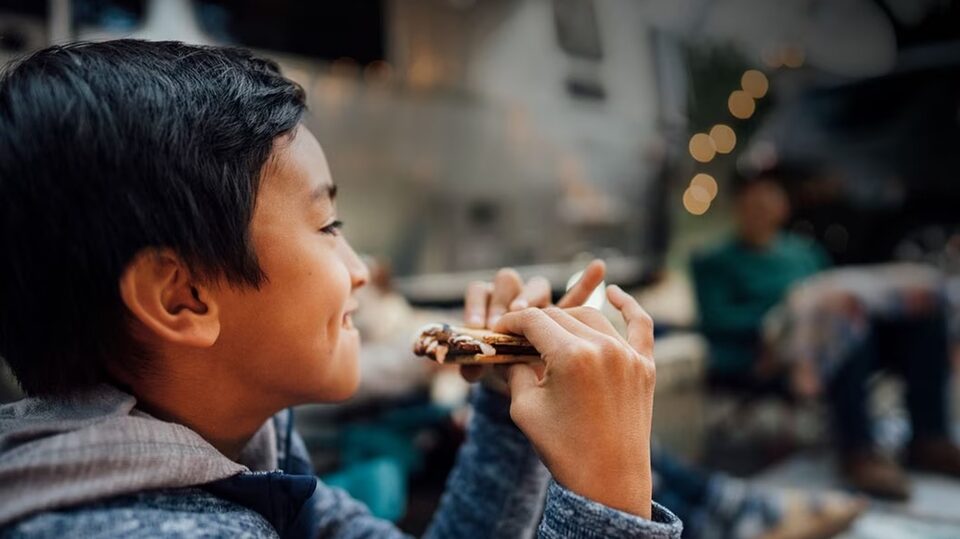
0,384,681,538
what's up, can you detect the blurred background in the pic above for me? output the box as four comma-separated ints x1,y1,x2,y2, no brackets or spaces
2,1,960,537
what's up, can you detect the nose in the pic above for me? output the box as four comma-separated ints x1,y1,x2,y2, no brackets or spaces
344,242,369,290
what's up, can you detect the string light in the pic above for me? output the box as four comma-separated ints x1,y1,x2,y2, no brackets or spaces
728,90,756,119
782,45,805,68
741,70,768,99
689,133,716,163
364,60,393,83
683,186,711,215
762,46,783,69
690,173,718,199
709,124,736,154
408,55,440,88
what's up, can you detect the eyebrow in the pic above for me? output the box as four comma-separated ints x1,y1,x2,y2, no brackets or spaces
310,183,338,203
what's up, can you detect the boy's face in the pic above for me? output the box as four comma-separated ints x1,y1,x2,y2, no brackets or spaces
214,126,369,403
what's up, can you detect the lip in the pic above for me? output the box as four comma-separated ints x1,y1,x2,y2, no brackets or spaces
342,301,359,330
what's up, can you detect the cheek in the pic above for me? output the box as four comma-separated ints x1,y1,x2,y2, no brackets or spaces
310,254,353,334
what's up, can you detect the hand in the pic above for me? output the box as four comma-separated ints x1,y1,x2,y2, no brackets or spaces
791,360,822,399
494,285,655,518
463,260,607,329
460,260,606,384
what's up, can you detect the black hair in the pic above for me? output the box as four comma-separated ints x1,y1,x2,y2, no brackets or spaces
733,162,816,196
0,40,306,396
732,173,778,197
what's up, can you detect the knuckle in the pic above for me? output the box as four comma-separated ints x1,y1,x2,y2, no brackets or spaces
569,342,600,362
634,309,654,329
520,307,543,324
637,355,656,382
597,336,623,358
572,305,603,321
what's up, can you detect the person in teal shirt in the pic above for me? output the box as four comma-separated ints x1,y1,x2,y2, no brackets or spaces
691,172,960,500
693,232,829,376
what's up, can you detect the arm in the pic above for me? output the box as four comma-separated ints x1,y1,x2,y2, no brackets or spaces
427,386,680,538
489,287,682,536
301,387,680,538
423,387,549,537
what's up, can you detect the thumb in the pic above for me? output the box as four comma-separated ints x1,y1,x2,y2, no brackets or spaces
506,363,540,397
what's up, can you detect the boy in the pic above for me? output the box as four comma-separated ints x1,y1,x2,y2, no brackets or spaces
0,41,679,537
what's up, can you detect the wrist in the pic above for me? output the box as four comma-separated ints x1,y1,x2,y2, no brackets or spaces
553,452,653,519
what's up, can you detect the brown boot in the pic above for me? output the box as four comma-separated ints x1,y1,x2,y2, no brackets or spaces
840,449,911,501
760,490,868,539
906,437,960,476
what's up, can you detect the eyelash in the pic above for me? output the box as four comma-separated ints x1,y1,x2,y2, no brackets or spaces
320,220,344,236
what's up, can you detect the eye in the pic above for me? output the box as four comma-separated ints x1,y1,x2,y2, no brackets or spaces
319,219,344,236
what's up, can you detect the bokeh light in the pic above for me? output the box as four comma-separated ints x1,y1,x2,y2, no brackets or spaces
690,173,718,200
728,90,756,119
762,46,783,69
331,57,359,78
364,60,394,83
741,70,769,99
782,45,806,68
683,186,711,215
689,133,716,163
709,124,737,154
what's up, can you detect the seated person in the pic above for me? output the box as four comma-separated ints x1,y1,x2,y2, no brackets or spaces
691,171,960,500
0,41,679,537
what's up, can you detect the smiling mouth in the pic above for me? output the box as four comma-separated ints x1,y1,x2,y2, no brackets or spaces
342,311,356,330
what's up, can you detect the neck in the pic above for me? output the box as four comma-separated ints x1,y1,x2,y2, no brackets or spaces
738,228,779,250
123,363,277,461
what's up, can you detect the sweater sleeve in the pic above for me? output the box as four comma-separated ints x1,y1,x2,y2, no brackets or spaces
538,481,682,538
422,387,551,538
307,387,681,539
426,387,681,538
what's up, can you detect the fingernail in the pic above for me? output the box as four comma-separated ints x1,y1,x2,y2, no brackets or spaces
467,312,484,326
487,314,501,327
511,299,528,310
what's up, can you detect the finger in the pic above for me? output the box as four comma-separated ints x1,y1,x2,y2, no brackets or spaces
510,276,551,311
542,307,602,340
464,281,492,328
563,306,623,342
506,363,540,397
606,285,654,357
460,364,489,383
493,308,579,361
530,362,546,380
488,268,523,327
542,307,619,348
557,259,606,308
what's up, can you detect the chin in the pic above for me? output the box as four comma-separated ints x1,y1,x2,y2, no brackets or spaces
318,352,361,402
325,380,360,402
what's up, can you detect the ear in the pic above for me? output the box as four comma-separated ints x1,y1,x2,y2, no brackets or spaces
119,248,221,348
